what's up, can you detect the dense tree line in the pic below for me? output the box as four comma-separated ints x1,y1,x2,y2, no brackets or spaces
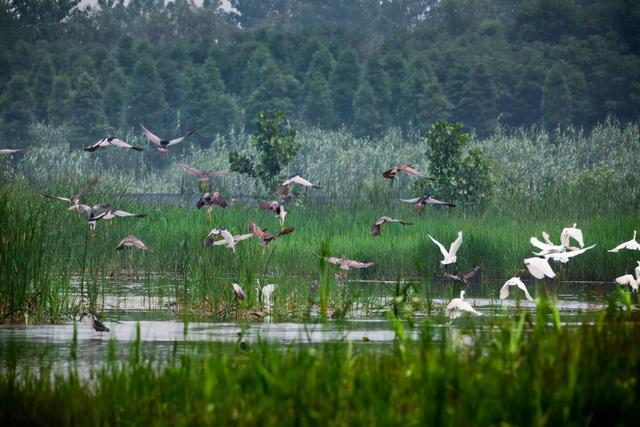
0,0,638,149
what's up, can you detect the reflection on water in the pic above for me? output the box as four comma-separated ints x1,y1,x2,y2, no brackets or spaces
0,278,620,374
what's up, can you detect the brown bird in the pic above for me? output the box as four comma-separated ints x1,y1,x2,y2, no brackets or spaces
83,137,144,152
383,164,428,180
276,175,321,196
259,196,293,226
371,216,413,236
181,164,227,181
140,123,192,155
443,266,482,286
205,230,254,249
115,235,148,251
324,256,374,270
0,148,22,155
231,283,246,301
248,219,294,246
400,195,456,212
42,175,99,209
196,192,227,210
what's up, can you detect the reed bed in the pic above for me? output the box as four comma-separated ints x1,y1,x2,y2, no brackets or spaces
1,304,639,426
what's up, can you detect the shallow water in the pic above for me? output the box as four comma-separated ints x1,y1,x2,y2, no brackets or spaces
0,278,623,375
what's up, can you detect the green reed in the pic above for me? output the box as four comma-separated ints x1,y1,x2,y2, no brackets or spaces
1,303,639,426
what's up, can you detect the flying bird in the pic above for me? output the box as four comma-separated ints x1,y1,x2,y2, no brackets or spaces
231,283,246,300
428,231,463,265
139,123,192,155
115,235,148,251
83,137,144,152
446,290,482,319
248,220,294,246
205,232,254,248
530,236,565,256
196,192,227,219
615,274,639,292
42,175,99,209
204,228,237,252
180,164,227,189
524,257,556,280
560,223,584,249
276,175,321,196
371,216,413,236
499,277,534,301
382,164,428,180
608,231,640,253
323,256,374,270
443,265,482,286
259,196,293,226
401,195,456,213
544,244,596,263
0,148,22,155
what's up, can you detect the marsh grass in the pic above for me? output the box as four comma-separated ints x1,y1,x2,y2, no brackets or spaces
2,179,640,322
1,304,639,426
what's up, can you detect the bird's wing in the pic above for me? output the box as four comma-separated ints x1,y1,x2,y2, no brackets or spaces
542,231,554,245
109,209,146,218
463,266,481,282
515,279,534,301
259,200,275,210
371,223,382,236
233,233,255,243
346,259,373,269
400,197,422,203
0,148,22,154
557,244,596,259
220,229,236,250
139,123,162,146
288,175,315,187
167,130,193,146
248,220,265,238
608,241,628,253
74,175,99,202
428,234,450,258
449,231,463,256
425,196,455,206
181,164,204,177
399,165,422,176
83,139,104,151
615,274,634,286
110,138,142,151
459,301,481,316
324,257,341,266
565,227,584,248
278,227,295,236
42,194,72,203
530,237,552,251
71,204,92,214
524,257,556,279
499,282,510,300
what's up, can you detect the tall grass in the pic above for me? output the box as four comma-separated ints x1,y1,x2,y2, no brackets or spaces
1,306,639,425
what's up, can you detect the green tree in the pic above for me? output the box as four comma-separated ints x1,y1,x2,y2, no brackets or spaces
422,120,492,205
47,75,72,127
456,63,498,136
30,54,54,122
352,80,384,139
127,55,168,131
245,60,300,128
330,48,360,126
0,73,35,145
401,57,452,132
303,55,336,127
363,56,390,127
117,35,136,74
229,111,300,192
103,67,128,129
69,71,108,142
542,63,573,130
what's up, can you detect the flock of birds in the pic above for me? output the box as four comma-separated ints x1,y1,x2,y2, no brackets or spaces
2,126,640,331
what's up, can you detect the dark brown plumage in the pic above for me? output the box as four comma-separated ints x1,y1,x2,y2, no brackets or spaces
248,220,294,246
383,164,427,180
371,216,413,236
196,191,227,210
444,266,482,286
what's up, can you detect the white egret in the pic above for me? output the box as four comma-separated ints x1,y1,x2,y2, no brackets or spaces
560,223,584,248
530,236,565,256
428,231,463,265
544,244,596,263
499,277,534,301
446,290,482,319
615,274,639,291
608,231,640,253
524,257,556,279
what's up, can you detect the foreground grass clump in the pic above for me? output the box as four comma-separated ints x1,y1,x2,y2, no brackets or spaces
1,310,639,426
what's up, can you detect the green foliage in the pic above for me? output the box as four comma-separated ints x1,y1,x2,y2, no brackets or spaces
69,72,108,142
229,111,300,192
0,73,35,146
329,49,360,126
423,120,492,205
46,75,72,127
